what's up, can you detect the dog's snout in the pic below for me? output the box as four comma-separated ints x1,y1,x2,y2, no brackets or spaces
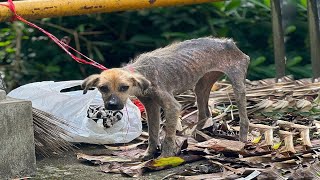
105,94,123,110
106,103,119,110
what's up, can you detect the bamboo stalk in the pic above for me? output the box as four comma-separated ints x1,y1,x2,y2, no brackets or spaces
0,0,223,22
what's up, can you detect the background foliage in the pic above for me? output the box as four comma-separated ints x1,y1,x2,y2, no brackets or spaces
0,0,312,90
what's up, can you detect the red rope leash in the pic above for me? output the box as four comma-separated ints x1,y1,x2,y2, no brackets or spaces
0,0,108,70
0,0,145,112
132,99,145,112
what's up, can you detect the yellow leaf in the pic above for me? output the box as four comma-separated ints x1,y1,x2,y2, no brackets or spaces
153,157,185,167
272,141,282,150
252,136,262,144
211,84,219,91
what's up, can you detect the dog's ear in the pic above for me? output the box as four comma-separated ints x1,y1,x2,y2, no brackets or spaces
131,74,151,93
82,74,100,94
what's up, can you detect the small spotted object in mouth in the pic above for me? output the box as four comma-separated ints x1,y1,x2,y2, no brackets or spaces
87,105,123,128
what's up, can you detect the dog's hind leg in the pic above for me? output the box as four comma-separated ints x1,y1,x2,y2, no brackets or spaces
138,97,161,160
195,71,224,130
225,65,249,142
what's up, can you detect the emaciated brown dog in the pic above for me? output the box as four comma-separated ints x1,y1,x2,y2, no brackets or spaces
82,37,250,159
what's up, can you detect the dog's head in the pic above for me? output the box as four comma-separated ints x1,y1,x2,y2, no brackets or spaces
82,68,150,110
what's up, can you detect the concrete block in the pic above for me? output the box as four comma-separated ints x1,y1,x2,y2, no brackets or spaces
0,90,36,179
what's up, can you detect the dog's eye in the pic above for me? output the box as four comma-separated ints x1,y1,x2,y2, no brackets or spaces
119,85,129,92
99,85,109,93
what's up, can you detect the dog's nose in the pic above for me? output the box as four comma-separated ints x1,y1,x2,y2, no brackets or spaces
105,94,123,110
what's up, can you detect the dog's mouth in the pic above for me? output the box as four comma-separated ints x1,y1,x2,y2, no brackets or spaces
105,104,124,111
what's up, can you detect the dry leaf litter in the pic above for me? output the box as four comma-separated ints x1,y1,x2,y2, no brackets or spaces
72,77,320,179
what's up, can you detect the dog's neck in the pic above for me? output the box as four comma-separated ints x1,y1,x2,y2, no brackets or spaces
122,64,145,76
124,64,135,73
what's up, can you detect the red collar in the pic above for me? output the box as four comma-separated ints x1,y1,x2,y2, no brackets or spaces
126,65,135,73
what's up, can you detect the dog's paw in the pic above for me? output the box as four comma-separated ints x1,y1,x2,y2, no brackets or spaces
138,151,157,161
160,139,178,158
196,117,213,130
239,134,248,143
159,151,177,158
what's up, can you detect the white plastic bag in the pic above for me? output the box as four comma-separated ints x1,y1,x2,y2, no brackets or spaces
8,80,142,144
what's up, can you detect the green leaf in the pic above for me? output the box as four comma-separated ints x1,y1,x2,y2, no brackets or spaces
211,1,226,11
300,0,307,8
0,28,11,33
263,0,271,7
209,19,229,25
46,65,60,73
152,157,185,167
5,48,15,53
252,135,262,144
77,24,85,32
40,18,51,23
216,27,229,37
22,36,29,40
253,66,276,77
0,41,11,47
286,56,302,67
250,56,266,67
248,0,270,10
225,0,241,12
288,66,312,77
272,141,282,150
285,25,296,35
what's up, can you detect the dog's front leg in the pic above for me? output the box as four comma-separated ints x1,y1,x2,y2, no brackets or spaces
139,97,161,160
226,67,249,142
158,93,181,157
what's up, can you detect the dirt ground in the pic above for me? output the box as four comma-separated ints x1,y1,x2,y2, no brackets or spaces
35,144,203,180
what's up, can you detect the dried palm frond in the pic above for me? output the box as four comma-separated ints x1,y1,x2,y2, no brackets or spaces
174,77,320,150
78,77,320,179
33,108,75,157
1,79,74,157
